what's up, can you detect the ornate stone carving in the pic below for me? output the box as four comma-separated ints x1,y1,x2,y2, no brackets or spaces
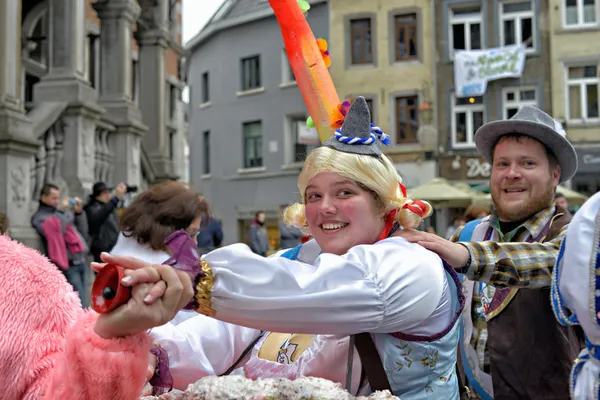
94,126,115,184
130,139,140,181
44,128,56,184
11,166,28,209
52,120,65,180
137,0,163,31
32,141,47,201
81,122,94,172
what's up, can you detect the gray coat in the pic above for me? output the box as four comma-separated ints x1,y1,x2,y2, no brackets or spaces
278,222,303,249
248,222,270,256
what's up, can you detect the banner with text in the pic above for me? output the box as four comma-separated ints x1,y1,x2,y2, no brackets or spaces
454,44,527,98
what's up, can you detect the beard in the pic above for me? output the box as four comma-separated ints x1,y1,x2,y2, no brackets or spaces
491,178,555,222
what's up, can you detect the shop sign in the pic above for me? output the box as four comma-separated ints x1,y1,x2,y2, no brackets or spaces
439,156,491,181
576,148,600,173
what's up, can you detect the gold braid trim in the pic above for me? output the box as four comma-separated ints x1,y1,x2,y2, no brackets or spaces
195,259,216,316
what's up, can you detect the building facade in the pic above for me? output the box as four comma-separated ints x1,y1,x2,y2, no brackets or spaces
186,0,329,247
0,0,188,248
328,0,438,189
548,0,600,196
434,0,553,226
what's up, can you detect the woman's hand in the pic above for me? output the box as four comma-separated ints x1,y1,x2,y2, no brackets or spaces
92,252,194,304
93,254,194,339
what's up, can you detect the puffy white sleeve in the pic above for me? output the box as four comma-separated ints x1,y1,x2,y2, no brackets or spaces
201,237,445,335
150,315,261,390
555,192,600,400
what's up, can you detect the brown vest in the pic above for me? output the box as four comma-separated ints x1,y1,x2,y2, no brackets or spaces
487,209,582,400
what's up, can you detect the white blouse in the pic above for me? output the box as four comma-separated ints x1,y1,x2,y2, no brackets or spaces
150,237,453,391
203,237,449,334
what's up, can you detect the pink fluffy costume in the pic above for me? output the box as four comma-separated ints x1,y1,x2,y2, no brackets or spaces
0,235,151,399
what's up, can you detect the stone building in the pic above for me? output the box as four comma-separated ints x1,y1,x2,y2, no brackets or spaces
434,0,553,225
328,0,439,190
0,0,188,247
547,0,600,196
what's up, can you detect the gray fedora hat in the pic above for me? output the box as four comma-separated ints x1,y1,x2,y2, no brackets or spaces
474,106,578,183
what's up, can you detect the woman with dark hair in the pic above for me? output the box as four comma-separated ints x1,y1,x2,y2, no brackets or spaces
117,181,206,251
110,181,207,328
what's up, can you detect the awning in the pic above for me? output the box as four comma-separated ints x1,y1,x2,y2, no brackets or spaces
466,184,589,206
556,185,589,206
407,178,474,207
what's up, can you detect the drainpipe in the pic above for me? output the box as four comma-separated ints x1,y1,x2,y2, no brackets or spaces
430,0,446,236
431,0,439,156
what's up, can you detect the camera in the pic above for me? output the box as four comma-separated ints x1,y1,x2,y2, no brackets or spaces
125,185,138,194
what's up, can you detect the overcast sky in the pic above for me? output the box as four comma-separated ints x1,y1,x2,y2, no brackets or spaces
182,0,226,44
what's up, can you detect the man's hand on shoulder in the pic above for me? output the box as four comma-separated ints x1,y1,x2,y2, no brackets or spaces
394,229,470,269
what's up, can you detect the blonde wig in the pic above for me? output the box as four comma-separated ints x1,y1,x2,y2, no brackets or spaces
284,146,432,233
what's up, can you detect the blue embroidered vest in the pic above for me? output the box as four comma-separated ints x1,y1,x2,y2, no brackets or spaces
281,241,462,399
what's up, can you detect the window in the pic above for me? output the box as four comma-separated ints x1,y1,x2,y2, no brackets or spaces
24,74,39,105
566,65,599,121
281,50,296,83
203,131,211,174
502,86,538,119
564,0,598,27
500,1,535,50
365,98,375,121
395,96,419,144
169,84,178,121
449,8,482,58
28,13,48,65
394,14,418,61
201,72,209,103
169,130,176,160
290,117,319,163
87,34,100,88
243,121,263,168
350,18,373,65
451,95,485,148
131,58,139,103
241,56,261,91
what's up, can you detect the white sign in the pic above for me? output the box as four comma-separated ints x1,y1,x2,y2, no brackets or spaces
583,154,600,165
269,140,278,153
297,121,320,145
454,44,526,98
466,158,491,178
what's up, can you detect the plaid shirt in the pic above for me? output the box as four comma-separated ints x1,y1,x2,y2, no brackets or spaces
451,204,568,288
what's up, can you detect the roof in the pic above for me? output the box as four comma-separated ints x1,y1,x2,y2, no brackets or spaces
185,0,327,54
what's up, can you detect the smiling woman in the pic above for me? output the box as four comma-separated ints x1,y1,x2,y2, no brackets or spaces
128,97,466,400
285,152,418,255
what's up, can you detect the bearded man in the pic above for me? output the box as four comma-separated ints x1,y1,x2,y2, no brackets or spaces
398,106,581,399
